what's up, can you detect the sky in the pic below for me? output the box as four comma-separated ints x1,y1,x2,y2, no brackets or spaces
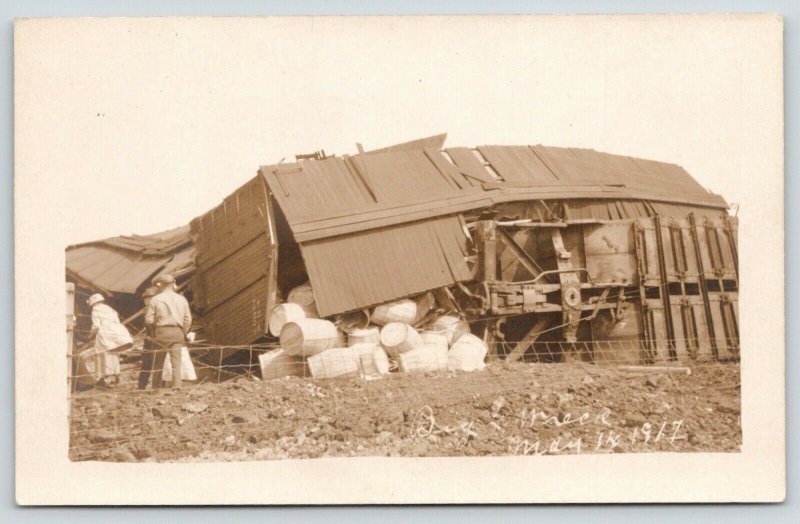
15,15,782,245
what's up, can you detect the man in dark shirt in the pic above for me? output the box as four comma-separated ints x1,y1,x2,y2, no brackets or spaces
137,286,160,389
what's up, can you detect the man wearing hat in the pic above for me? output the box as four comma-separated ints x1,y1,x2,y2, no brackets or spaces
144,274,192,388
137,286,160,389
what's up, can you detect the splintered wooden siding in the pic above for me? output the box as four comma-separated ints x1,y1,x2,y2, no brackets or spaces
190,176,276,345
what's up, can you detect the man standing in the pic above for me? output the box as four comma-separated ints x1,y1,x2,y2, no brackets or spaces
137,286,160,389
144,274,192,388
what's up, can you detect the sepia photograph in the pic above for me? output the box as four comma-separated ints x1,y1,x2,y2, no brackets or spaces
65,134,743,462
14,13,784,504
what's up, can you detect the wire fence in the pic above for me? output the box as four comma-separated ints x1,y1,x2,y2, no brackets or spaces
66,334,739,396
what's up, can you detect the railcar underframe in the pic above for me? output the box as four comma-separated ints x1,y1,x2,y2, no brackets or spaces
455,207,739,364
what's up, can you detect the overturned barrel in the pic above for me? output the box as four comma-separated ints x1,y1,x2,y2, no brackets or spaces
448,333,488,372
280,319,343,357
307,344,387,380
287,282,318,317
411,291,437,324
358,346,390,378
348,326,381,347
337,309,371,331
268,302,308,337
371,299,417,326
420,331,449,352
399,344,449,374
432,315,470,345
258,348,308,380
380,322,422,357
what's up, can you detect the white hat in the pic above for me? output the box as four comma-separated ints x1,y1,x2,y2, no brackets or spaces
87,293,105,307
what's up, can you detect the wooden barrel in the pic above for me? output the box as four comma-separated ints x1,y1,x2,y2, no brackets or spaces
358,346,390,378
448,333,488,372
348,326,381,347
399,344,449,374
258,349,308,380
307,344,383,379
420,331,449,352
380,322,422,357
432,315,470,345
371,299,417,326
268,303,307,337
338,309,371,331
280,319,343,357
307,346,360,379
287,282,318,317
412,292,437,324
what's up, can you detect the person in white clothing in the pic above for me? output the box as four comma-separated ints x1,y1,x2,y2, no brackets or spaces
83,293,133,388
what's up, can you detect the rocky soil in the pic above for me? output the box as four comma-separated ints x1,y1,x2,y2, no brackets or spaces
69,361,741,462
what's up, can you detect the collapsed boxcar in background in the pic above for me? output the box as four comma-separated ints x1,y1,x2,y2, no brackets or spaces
65,225,195,347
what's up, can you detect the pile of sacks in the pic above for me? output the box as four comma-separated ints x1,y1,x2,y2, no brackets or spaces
259,283,488,381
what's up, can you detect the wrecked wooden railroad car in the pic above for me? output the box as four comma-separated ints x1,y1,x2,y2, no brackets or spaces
188,134,738,364
65,225,195,347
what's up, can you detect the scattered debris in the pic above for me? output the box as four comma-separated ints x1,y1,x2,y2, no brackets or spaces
88,429,116,444
151,406,178,419
623,413,648,427
230,412,259,425
620,366,692,375
715,400,740,415
645,375,670,389
110,448,137,462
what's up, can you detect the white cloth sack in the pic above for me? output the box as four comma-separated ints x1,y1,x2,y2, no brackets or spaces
162,346,197,381
80,346,120,381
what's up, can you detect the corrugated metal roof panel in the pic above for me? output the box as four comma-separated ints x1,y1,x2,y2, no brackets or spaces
70,224,191,255
532,147,609,186
300,216,474,316
263,157,373,224
534,146,708,197
261,141,728,243
65,225,194,295
445,147,496,185
66,247,170,295
159,245,195,278
423,148,470,190
351,150,455,202
478,145,558,183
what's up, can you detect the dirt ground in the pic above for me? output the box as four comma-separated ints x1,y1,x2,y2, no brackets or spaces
69,360,741,462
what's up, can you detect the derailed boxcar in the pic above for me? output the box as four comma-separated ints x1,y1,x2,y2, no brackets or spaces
190,136,738,364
